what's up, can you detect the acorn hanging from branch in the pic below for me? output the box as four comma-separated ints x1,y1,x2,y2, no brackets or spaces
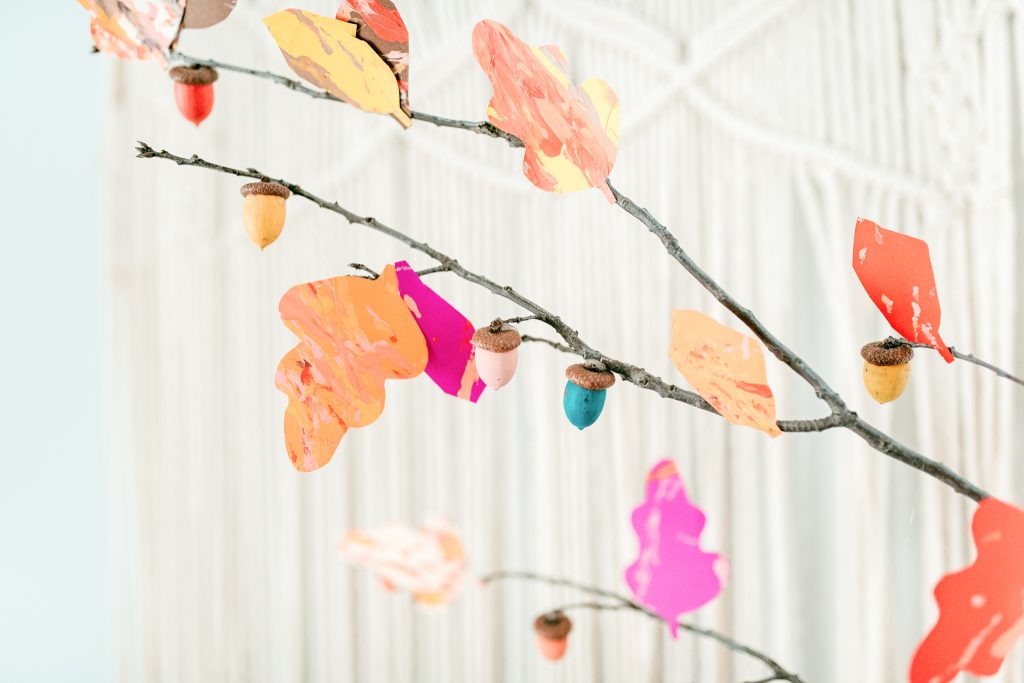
563,361,615,429
861,340,913,404
168,65,218,126
471,319,521,390
240,182,290,250
534,611,572,661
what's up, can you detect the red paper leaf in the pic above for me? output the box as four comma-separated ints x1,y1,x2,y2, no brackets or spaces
852,218,953,362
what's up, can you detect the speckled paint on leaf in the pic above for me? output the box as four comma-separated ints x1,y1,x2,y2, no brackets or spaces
274,265,427,472
394,261,484,402
263,8,411,127
910,498,1024,683
625,459,727,638
471,20,620,202
77,0,185,62
336,0,409,116
853,218,953,362
668,310,781,437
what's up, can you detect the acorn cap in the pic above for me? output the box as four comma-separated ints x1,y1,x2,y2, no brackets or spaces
566,362,615,390
240,181,291,199
861,341,913,366
534,612,572,640
169,65,219,86
471,319,521,353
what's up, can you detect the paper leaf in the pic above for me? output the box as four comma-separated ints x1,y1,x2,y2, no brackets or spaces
668,310,781,437
471,20,620,202
910,498,1024,683
336,0,409,117
181,0,236,29
274,265,427,472
77,0,185,62
263,9,411,128
625,459,727,638
852,218,953,362
394,261,485,402
341,519,465,606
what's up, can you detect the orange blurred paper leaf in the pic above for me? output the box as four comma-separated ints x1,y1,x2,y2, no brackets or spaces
668,310,781,437
274,265,427,472
77,0,185,62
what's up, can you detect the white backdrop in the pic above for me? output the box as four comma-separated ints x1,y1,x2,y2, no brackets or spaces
104,1,1024,681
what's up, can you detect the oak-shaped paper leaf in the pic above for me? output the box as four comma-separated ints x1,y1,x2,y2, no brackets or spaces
625,459,727,637
853,218,953,362
668,310,781,437
471,19,620,202
910,498,1024,683
274,265,427,472
77,0,185,62
263,8,411,128
336,0,409,117
394,261,485,402
341,519,465,606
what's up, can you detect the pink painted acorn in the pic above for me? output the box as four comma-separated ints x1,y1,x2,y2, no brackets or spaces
534,611,572,661
471,319,521,390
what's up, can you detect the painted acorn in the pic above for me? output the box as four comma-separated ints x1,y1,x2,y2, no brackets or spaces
534,611,572,661
471,319,521,390
240,182,290,250
563,361,615,430
861,340,913,404
169,65,218,126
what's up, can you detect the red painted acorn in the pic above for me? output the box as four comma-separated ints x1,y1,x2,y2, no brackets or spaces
534,612,572,661
169,66,218,126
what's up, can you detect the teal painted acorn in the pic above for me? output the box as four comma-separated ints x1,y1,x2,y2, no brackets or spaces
563,362,615,430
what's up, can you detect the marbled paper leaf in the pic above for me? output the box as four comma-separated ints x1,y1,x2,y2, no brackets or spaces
341,519,465,606
274,265,427,472
853,218,953,363
471,20,620,202
77,0,185,62
668,310,781,437
625,459,727,638
910,498,1024,683
263,8,411,128
394,261,485,402
336,0,409,117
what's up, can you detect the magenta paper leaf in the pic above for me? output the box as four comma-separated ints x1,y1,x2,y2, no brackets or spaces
394,261,485,402
625,459,727,638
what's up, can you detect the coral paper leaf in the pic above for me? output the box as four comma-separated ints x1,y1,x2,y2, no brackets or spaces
274,265,427,472
852,217,953,362
77,0,185,62
910,498,1024,683
668,310,781,437
625,459,727,638
471,19,620,202
336,0,409,116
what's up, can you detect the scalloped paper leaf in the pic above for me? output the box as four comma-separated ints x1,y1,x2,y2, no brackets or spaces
471,19,620,202
336,0,409,116
625,459,727,638
274,265,427,472
910,498,1024,683
77,0,185,62
853,218,953,362
668,310,781,437
263,8,411,128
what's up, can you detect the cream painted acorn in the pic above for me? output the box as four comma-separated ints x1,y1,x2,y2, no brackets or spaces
563,361,615,430
534,611,572,661
861,340,913,404
471,319,521,390
240,181,290,250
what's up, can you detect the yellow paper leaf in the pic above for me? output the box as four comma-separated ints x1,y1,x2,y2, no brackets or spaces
263,8,410,128
668,310,781,437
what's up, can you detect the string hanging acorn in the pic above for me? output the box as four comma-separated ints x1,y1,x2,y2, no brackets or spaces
534,611,572,661
240,181,290,250
861,340,913,404
471,319,521,390
168,65,218,126
563,361,615,429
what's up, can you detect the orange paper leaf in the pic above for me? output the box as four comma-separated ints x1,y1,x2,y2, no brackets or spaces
336,0,409,117
471,20,620,202
274,265,427,472
77,0,185,62
668,310,781,437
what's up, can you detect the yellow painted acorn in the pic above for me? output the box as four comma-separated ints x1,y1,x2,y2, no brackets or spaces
861,340,913,404
240,182,290,250
534,611,572,661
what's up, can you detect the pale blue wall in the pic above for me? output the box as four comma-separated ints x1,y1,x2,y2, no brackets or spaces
0,5,110,682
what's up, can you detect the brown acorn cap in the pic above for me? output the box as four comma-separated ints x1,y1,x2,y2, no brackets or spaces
471,319,521,353
566,362,615,390
168,65,219,86
534,612,572,640
240,182,291,199
861,340,913,366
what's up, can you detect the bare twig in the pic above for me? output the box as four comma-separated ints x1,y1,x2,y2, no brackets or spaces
347,262,378,278
522,335,576,354
891,336,1024,387
502,315,541,325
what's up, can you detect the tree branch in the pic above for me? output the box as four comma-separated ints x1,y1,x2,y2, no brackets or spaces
891,336,1024,387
